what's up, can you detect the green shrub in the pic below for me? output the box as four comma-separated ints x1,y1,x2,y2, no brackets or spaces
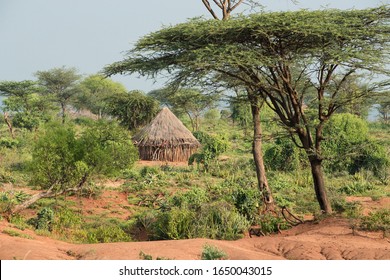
264,137,306,171
196,201,250,240
360,209,390,235
0,191,16,215
86,225,131,243
169,187,209,210
28,207,54,231
0,138,19,149
29,120,138,193
155,207,196,240
52,207,82,233
190,131,228,170
322,113,389,179
201,244,228,260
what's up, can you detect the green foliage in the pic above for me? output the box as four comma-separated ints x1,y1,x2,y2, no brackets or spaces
0,80,54,131
201,244,228,260
29,122,84,190
204,108,221,121
106,90,159,130
74,74,127,118
52,207,82,233
29,120,138,191
255,213,290,234
86,224,131,243
28,207,54,231
360,209,390,235
139,251,153,260
323,113,389,178
0,138,19,149
154,201,249,240
0,191,16,216
339,179,375,195
264,137,306,171
170,187,209,210
189,131,228,170
78,120,139,176
35,66,81,123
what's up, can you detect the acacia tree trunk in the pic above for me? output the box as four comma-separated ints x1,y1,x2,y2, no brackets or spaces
3,112,15,139
250,94,275,211
10,174,89,216
61,103,66,124
309,156,332,214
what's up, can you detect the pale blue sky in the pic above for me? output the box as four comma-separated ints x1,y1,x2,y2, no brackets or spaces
0,0,388,92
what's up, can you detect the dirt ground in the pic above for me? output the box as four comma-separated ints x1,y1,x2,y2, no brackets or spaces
1,160,389,260
1,193,389,260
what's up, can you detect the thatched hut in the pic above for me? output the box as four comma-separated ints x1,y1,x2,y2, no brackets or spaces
133,107,201,162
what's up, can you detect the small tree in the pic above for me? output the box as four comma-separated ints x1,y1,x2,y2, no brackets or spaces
0,80,53,132
11,120,138,215
35,66,81,124
106,90,159,130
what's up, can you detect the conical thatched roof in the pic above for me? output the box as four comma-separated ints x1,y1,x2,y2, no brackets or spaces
133,107,200,148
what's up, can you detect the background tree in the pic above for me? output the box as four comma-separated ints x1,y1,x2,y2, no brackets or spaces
75,74,127,119
376,93,390,123
35,66,81,124
106,90,159,130
149,87,219,131
103,7,390,213
0,80,53,133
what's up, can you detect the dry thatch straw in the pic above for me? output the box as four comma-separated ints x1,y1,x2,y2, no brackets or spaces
133,107,201,162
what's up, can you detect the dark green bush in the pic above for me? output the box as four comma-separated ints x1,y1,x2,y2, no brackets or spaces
28,207,54,231
322,113,389,178
264,137,306,171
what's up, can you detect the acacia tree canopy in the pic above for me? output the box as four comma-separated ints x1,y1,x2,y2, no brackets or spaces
104,7,390,213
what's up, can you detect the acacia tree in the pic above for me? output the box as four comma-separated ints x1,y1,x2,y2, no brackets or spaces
0,81,53,133
35,66,81,124
104,7,390,213
201,0,262,20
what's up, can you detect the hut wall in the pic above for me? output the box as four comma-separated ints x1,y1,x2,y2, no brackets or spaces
138,144,198,162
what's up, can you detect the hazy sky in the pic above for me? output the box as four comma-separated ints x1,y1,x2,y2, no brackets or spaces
0,0,388,92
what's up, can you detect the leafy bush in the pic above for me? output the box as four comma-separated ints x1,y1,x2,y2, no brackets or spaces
201,244,228,260
52,207,82,233
189,131,228,170
322,113,389,178
0,191,16,216
28,207,54,231
29,120,138,192
86,225,131,243
264,137,306,171
142,200,249,241
0,138,19,149
169,187,209,210
360,209,390,235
